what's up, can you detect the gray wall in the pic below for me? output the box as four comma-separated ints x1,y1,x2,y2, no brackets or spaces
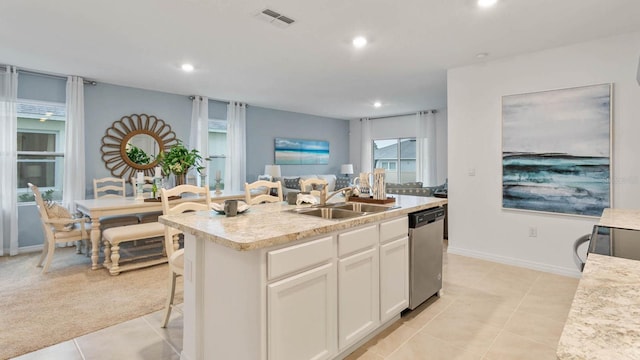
246,106,350,181
84,83,193,194
16,76,348,249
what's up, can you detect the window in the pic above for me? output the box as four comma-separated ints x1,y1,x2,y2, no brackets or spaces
207,118,227,190
372,138,416,183
17,101,66,203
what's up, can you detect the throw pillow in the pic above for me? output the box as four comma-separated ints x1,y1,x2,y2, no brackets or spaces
283,177,301,190
45,202,75,231
335,177,351,190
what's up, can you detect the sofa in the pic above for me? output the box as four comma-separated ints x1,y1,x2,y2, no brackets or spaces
279,174,340,196
385,181,447,197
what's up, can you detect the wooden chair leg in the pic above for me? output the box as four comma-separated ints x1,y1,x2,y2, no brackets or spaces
103,240,112,267
161,271,177,328
41,240,56,274
109,244,121,276
37,238,48,267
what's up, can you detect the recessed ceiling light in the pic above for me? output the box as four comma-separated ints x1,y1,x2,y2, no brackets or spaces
39,118,47,122
181,63,194,72
352,36,367,48
45,112,53,116
477,0,498,7
373,102,382,108
476,52,489,58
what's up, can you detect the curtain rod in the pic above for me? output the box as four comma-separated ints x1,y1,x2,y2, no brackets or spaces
17,69,97,86
363,109,437,121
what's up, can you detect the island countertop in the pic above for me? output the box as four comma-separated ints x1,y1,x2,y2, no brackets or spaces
158,195,447,251
556,253,640,359
557,208,640,359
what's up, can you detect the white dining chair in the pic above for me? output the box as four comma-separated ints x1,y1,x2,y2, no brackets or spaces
93,177,140,229
29,183,91,273
244,180,283,205
160,184,211,327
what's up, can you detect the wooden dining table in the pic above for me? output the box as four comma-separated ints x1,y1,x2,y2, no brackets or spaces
75,190,246,270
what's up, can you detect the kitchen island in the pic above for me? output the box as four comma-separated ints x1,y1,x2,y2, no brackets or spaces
557,208,640,359
159,195,447,360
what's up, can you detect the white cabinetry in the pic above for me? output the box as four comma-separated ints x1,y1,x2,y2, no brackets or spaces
379,217,409,323
266,216,409,360
268,263,337,360
267,236,336,360
337,225,379,350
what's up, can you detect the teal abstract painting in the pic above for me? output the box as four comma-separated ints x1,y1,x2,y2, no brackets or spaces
502,84,612,217
275,138,329,165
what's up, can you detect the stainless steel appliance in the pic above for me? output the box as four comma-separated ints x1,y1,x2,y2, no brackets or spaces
408,207,445,310
573,225,640,271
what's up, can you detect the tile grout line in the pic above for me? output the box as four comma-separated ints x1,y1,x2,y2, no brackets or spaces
382,296,459,359
142,314,182,357
72,338,86,360
478,271,543,360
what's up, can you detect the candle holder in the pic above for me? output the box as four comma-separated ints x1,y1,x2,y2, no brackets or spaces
136,182,144,200
215,178,222,194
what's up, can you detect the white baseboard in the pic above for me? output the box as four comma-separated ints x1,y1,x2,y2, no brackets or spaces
447,246,582,278
17,245,44,254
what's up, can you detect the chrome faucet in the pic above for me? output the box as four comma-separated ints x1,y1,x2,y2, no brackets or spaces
320,186,354,205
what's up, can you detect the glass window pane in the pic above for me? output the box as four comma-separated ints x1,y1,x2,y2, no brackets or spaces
399,138,416,183
18,132,56,151
16,100,66,202
373,139,399,183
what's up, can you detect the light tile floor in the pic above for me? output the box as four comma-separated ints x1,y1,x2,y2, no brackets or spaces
12,245,579,360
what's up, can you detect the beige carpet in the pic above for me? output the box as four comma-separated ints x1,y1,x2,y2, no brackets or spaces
0,246,182,360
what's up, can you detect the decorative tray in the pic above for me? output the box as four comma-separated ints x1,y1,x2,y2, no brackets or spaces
210,201,251,214
347,196,396,204
143,195,181,202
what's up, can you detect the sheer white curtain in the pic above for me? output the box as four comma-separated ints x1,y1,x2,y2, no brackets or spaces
62,76,85,213
360,118,372,173
416,110,437,186
225,101,246,192
189,96,209,186
0,65,18,256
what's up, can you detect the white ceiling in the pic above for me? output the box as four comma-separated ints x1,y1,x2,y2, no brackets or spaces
2,0,640,120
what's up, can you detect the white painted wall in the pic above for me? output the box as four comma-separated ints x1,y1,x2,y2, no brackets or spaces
447,31,640,277
349,110,448,185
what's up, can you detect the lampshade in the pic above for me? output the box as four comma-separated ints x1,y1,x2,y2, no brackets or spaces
264,164,281,178
340,164,354,175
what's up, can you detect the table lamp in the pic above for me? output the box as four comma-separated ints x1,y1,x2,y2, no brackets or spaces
264,165,281,181
340,164,354,178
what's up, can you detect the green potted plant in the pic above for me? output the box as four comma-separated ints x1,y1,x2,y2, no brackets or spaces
157,141,204,185
125,144,151,165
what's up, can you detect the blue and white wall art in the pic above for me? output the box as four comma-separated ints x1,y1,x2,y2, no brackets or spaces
275,138,330,165
502,84,612,217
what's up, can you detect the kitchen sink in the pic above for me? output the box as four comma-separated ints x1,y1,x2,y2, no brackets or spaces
326,202,395,213
288,207,365,220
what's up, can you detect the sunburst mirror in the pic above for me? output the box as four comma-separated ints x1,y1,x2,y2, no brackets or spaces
101,114,178,179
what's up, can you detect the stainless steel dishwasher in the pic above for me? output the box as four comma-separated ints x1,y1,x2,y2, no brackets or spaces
408,207,445,310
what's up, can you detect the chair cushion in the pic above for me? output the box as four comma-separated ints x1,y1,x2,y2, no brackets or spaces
102,222,165,244
45,203,74,231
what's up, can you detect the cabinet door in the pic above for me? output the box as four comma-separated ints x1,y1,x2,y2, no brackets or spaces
380,236,409,323
338,247,379,350
268,263,336,360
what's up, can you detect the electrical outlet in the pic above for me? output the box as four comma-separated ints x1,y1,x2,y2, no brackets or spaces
468,168,476,176
528,226,537,237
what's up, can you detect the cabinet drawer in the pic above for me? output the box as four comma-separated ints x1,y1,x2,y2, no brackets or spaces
268,236,334,280
380,217,408,244
338,224,378,258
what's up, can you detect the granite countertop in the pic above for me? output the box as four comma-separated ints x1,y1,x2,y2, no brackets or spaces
159,195,447,251
557,253,640,359
599,208,640,231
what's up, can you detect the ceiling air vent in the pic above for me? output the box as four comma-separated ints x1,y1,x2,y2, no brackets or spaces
256,8,296,28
